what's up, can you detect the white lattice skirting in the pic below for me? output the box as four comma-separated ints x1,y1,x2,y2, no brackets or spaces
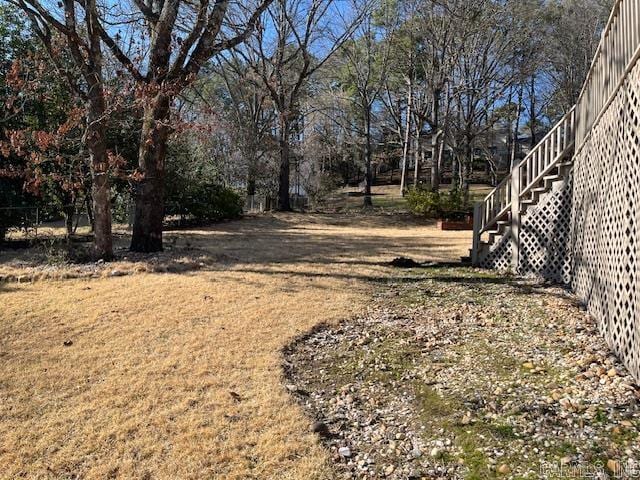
571,60,640,380
478,60,640,381
478,233,512,271
519,175,573,284
477,176,573,284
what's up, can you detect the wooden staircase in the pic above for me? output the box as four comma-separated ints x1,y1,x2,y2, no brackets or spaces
470,107,576,269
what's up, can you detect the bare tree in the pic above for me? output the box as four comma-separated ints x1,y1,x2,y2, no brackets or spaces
546,0,612,110
448,0,518,197
416,0,462,191
236,0,365,211
332,0,394,206
14,0,114,258
15,0,273,252
214,57,277,196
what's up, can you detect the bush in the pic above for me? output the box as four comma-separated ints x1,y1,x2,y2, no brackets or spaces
166,183,243,224
406,188,441,217
304,172,341,209
186,183,243,222
406,187,471,220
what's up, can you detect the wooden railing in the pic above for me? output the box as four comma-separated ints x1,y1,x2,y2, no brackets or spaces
478,175,511,234
474,108,576,233
517,107,576,199
575,0,640,150
471,107,576,264
471,0,640,266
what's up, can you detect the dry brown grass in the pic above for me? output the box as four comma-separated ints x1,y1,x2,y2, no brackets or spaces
328,183,494,212
0,213,471,479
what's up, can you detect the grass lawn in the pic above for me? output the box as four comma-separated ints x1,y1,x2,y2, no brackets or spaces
328,184,494,212
0,213,471,479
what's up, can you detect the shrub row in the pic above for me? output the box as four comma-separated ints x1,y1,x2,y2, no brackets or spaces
406,187,471,220
166,183,244,224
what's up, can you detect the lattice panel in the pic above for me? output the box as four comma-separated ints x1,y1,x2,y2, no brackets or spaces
478,232,512,271
570,59,640,381
518,175,573,284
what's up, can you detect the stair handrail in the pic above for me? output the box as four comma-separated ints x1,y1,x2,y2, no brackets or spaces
518,107,575,199
476,106,576,235
472,0,640,265
574,0,640,152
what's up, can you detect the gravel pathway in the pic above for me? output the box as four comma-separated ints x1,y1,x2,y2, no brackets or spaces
283,267,640,479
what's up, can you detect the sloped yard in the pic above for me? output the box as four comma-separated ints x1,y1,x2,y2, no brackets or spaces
0,213,471,479
4,212,637,479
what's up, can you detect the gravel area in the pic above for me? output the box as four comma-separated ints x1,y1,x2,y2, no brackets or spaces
283,267,640,479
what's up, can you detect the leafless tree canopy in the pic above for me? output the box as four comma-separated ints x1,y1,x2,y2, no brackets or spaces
1,0,612,253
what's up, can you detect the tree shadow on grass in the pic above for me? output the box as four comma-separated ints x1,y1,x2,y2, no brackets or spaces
207,265,428,286
0,213,473,284
0,281,18,295
425,273,578,304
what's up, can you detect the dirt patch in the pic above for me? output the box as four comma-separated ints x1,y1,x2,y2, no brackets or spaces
284,268,640,479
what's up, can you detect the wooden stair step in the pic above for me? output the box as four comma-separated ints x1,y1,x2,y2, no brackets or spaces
520,198,536,211
556,160,573,167
494,222,510,233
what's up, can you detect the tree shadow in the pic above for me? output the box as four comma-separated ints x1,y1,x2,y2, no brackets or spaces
206,265,428,285
0,213,472,284
427,273,577,304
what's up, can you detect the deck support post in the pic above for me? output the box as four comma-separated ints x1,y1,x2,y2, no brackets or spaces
471,203,482,265
510,164,521,272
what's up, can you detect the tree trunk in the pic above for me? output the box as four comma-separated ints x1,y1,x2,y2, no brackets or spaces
400,83,413,196
247,162,257,196
505,85,514,167
452,155,459,189
130,92,170,252
64,203,75,238
529,75,537,148
86,81,113,259
430,88,441,192
363,102,373,207
277,113,291,211
437,133,445,187
85,192,94,232
511,84,524,169
431,132,443,192
462,140,473,202
413,124,421,188
83,0,113,259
